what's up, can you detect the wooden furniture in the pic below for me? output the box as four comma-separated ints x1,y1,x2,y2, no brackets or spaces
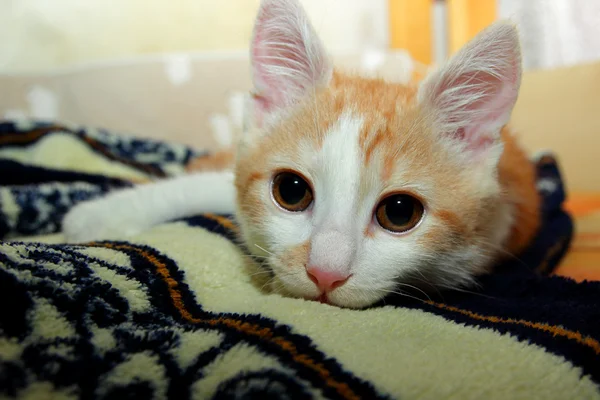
388,0,497,64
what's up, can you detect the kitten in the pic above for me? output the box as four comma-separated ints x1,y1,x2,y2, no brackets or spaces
63,0,540,308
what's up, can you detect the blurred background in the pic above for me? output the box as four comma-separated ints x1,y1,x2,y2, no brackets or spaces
0,0,599,190
2,0,599,73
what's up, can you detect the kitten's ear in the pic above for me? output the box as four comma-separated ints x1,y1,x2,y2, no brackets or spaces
417,22,521,159
250,0,333,126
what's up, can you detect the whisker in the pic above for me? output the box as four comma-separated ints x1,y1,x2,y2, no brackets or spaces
255,268,308,292
404,269,497,300
269,281,288,296
259,275,278,292
254,243,275,256
348,284,429,303
436,284,497,300
240,256,271,266
473,238,530,269
394,282,432,302
241,254,270,260
247,269,275,277
375,288,428,303
402,272,446,301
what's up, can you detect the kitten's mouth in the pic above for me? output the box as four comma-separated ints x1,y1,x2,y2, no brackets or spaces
317,293,329,304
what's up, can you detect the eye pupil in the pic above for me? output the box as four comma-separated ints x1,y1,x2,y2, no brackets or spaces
385,195,414,226
272,172,313,212
376,194,424,233
279,175,308,205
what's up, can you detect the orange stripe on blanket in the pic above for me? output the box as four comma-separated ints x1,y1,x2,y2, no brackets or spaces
426,301,600,355
0,126,54,145
203,213,239,233
88,242,361,400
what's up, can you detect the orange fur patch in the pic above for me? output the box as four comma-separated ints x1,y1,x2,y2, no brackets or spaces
363,128,386,165
282,241,310,270
434,210,468,237
497,128,541,255
246,171,266,190
419,209,471,251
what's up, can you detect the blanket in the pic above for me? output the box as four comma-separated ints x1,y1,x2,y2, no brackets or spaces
0,120,599,399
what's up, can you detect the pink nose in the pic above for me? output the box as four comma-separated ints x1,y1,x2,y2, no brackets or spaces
306,267,350,292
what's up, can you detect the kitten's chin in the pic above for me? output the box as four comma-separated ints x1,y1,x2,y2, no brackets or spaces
325,289,385,309
270,273,384,309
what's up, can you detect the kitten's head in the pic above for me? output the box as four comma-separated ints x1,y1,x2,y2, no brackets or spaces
234,0,522,308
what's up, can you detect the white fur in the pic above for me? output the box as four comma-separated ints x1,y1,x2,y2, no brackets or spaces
63,171,235,242
312,112,364,234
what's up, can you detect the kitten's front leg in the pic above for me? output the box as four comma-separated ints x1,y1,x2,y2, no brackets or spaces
62,171,236,242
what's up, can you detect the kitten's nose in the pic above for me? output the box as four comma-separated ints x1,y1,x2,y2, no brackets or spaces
306,267,350,292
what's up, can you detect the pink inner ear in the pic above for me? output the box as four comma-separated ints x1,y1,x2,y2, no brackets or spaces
252,28,312,111
251,1,329,119
252,7,282,113
435,55,519,153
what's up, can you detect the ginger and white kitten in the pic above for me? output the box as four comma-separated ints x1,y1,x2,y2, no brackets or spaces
63,0,540,308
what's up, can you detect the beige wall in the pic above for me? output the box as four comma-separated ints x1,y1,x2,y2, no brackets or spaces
511,61,600,193
0,0,260,72
0,0,387,74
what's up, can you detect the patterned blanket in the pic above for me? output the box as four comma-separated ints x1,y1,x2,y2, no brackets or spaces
0,120,599,399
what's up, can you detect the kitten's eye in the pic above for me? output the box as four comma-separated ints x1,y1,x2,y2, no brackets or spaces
375,194,424,233
272,172,313,212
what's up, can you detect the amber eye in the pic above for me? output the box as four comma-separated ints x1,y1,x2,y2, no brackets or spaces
272,172,313,212
375,194,424,233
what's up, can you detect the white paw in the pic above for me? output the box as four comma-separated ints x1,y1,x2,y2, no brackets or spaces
62,198,148,243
